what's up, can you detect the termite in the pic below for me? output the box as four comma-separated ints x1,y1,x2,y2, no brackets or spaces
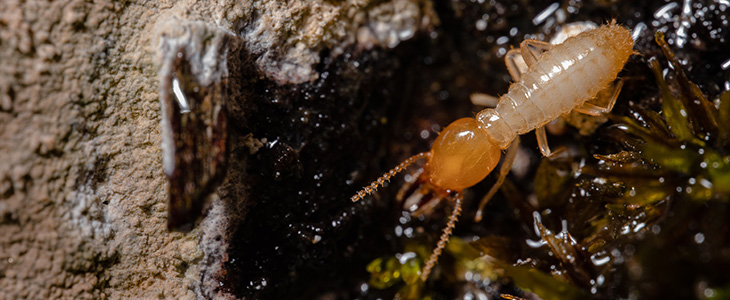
471,21,625,137
351,22,634,281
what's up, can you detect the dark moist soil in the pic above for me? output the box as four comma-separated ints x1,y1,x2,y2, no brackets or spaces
217,0,730,299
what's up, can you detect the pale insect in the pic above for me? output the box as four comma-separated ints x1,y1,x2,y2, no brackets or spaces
471,21,624,137
351,22,634,281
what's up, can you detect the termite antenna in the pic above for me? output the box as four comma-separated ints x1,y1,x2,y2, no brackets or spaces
420,192,462,281
350,152,430,203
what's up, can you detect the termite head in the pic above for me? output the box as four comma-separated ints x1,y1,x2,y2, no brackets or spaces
350,117,501,204
351,117,499,282
425,117,502,192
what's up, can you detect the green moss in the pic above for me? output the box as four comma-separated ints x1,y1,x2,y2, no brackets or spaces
607,32,730,201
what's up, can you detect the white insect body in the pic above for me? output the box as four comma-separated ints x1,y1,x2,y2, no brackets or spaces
477,23,634,150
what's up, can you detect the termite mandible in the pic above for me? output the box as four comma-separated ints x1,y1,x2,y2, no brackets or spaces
351,22,634,281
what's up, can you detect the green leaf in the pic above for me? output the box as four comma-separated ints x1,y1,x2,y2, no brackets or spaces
703,151,730,198
534,157,572,207
367,257,403,289
640,141,699,174
655,31,718,139
649,57,695,143
619,180,672,206
717,91,730,150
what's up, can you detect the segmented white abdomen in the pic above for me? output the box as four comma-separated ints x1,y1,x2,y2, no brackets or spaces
477,25,633,148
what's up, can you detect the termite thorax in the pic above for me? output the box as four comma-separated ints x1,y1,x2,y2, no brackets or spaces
476,109,515,149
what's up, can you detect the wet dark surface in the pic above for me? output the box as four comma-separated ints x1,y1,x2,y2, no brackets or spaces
218,45,408,298
199,0,730,299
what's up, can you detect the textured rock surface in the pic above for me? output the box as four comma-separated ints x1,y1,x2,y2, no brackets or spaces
0,1,194,298
0,0,433,298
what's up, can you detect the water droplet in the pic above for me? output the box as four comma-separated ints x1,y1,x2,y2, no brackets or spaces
721,57,730,70
633,222,646,233
591,253,611,266
526,239,547,248
532,2,559,25
694,232,705,244
404,227,414,238
172,78,191,114
398,252,417,264
476,20,487,31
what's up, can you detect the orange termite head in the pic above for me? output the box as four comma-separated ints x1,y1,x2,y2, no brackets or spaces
424,117,502,192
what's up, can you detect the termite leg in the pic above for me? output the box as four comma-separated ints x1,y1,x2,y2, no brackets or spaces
410,193,443,218
474,137,520,222
350,152,430,202
397,168,423,209
574,79,624,116
470,92,500,107
535,126,553,157
519,39,553,67
505,39,553,81
505,48,527,81
421,192,462,281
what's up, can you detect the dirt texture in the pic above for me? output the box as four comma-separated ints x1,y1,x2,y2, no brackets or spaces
0,0,432,298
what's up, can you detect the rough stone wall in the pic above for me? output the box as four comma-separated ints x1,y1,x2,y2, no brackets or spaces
0,0,194,298
0,0,432,298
